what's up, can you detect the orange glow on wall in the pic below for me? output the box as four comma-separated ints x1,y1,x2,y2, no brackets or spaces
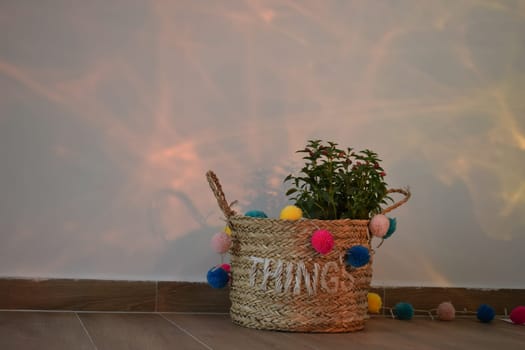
1,0,524,286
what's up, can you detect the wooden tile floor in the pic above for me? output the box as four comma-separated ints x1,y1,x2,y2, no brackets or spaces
0,311,523,350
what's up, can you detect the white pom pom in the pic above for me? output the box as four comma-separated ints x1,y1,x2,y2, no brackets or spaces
211,232,231,254
369,214,390,237
437,302,456,321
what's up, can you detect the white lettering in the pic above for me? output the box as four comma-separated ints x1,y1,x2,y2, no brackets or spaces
283,261,294,293
294,261,318,295
260,258,284,292
247,256,352,296
249,256,265,287
273,259,284,293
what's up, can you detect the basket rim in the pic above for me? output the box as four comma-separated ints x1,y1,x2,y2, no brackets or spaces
228,215,370,224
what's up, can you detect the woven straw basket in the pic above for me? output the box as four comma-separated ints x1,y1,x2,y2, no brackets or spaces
206,170,410,333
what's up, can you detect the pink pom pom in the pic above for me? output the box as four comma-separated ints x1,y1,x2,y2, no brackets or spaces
311,230,334,255
437,302,456,321
510,306,525,324
369,214,390,238
220,263,231,273
211,232,231,254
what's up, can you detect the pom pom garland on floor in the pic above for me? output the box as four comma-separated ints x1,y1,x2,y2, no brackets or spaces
369,214,390,238
477,304,495,323
510,306,525,325
436,302,456,321
345,245,370,268
206,266,229,288
394,302,415,320
279,205,303,220
368,292,382,314
211,232,231,254
311,229,334,255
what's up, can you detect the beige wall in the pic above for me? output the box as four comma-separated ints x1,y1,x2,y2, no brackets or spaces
1,0,524,287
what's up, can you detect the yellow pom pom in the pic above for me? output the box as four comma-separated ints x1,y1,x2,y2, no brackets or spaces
223,226,232,236
368,292,382,313
279,205,303,220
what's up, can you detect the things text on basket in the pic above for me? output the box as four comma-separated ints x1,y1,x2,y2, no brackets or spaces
249,254,356,296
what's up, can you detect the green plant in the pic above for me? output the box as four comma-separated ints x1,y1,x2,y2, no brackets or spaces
284,140,392,220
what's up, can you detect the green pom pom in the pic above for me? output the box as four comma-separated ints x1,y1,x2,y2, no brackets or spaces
394,302,414,320
383,217,397,239
245,210,268,218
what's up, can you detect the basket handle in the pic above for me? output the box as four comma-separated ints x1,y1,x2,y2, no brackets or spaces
206,170,237,218
381,188,411,215
207,169,409,217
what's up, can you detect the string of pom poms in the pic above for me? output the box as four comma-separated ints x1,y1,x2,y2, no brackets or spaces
369,302,523,325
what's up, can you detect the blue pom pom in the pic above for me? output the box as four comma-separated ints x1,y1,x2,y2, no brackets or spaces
206,266,229,288
245,210,268,218
477,304,495,323
383,217,397,239
394,302,414,320
345,245,370,268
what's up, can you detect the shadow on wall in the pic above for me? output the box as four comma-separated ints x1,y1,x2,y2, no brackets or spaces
149,188,220,279
151,168,292,280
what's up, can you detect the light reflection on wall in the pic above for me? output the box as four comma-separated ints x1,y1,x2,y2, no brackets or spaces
0,0,524,287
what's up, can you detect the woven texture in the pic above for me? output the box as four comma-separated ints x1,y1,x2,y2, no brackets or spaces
206,170,410,333
229,216,371,332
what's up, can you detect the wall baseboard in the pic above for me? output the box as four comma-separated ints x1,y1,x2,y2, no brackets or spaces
1,278,522,314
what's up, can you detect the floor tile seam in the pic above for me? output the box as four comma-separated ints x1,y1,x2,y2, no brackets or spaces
0,309,230,315
157,313,214,350
75,312,99,350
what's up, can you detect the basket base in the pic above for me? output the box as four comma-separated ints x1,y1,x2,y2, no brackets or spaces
230,309,367,333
